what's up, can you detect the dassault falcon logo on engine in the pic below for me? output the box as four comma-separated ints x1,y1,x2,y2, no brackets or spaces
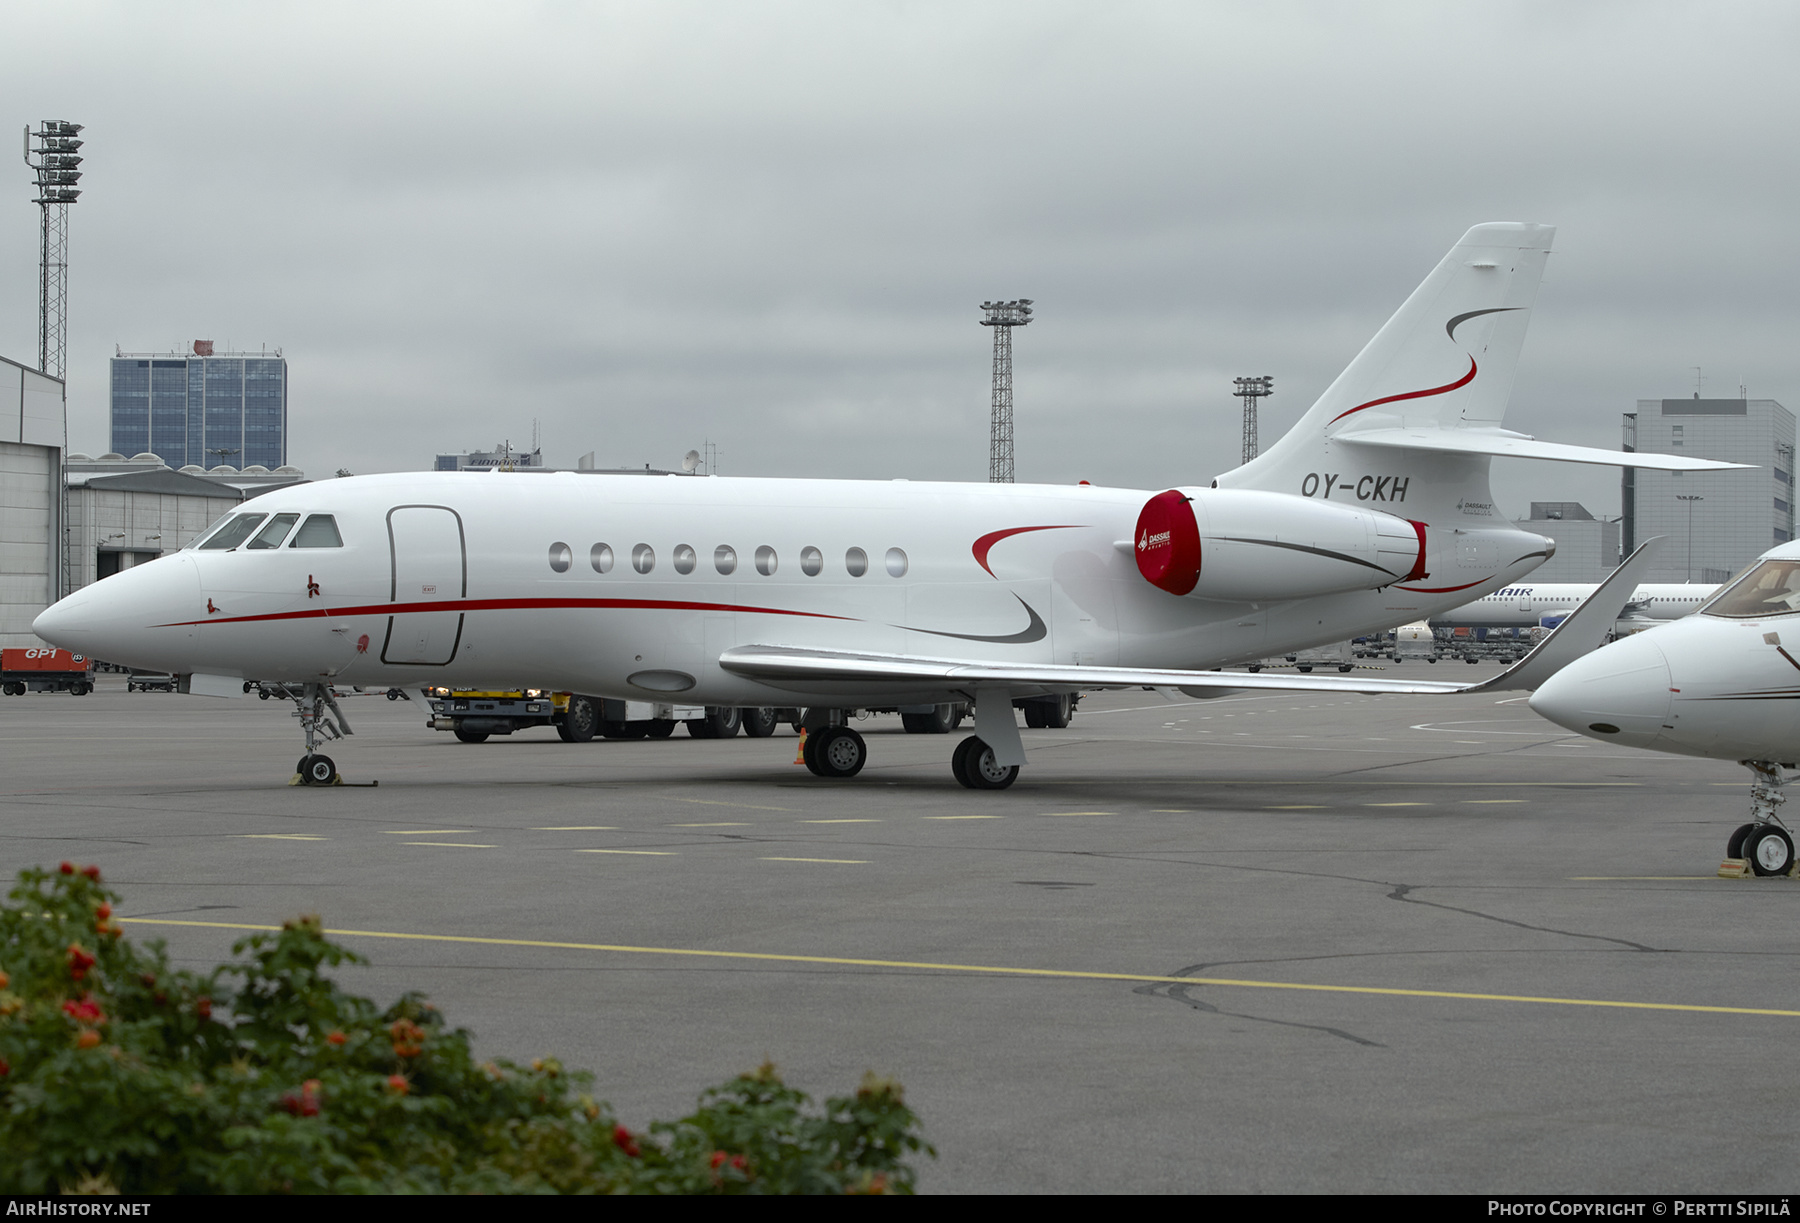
1138,529,1170,551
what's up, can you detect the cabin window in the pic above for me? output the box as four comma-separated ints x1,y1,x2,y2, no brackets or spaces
800,546,823,576
198,513,267,550
886,547,908,578
673,544,697,574
245,514,300,550
591,543,614,573
633,544,656,574
845,547,868,577
289,515,343,548
548,542,572,573
714,546,737,575
755,546,778,576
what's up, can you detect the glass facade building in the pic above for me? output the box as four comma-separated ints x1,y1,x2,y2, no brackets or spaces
110,350,287,469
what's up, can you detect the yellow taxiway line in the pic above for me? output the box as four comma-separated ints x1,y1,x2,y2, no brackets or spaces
119,918,1800,1019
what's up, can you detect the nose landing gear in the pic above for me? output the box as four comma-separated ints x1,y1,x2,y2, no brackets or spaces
287,683,354,786
1726,761,1798,876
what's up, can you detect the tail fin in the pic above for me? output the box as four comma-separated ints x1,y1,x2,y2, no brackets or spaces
1219,222,1554,518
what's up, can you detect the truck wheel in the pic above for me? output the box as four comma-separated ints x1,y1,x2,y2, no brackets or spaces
559,696,599,743
742,708,779,738
646,719,678,739
454,727,489,744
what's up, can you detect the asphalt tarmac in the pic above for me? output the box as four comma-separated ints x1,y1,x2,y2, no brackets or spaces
2,667,1791,1194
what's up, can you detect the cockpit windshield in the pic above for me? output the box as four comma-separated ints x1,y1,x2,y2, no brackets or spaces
245,513,300,549
195,513,268,551
290,514,342,547
1700,559,1800,618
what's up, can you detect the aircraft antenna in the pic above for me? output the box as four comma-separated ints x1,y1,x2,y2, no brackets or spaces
980,299,1033,483
1233,375,1273,465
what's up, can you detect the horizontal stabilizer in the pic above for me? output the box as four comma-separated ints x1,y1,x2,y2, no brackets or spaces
1337,427,1752,471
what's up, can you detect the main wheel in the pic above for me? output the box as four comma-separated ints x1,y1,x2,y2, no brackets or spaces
454,727,489,744
1041,694,1072,729
801,728,824,776
812,727,867,778
1022,701,1047,729
1727,822,1757,858
952,736,1018,791
301,754,337,786
742,708,779,738
559,696,598,743
1746,825,1795,876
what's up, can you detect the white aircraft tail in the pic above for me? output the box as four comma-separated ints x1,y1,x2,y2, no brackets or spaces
1218,222,1555,522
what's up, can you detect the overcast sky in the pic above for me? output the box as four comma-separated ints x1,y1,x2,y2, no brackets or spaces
4,1,1796,517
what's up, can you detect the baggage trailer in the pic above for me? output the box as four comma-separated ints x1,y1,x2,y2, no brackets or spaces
1,648,93,696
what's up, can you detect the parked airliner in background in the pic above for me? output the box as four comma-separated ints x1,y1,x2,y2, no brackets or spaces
1531,544,1800,875
1434,581,1720,633
32,222,1745,790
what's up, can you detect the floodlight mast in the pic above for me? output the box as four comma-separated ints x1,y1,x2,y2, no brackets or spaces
980,298,1032,483
22,120,83,380
1232,375,1272,466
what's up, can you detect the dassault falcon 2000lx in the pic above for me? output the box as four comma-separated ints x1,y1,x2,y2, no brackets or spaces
1531,543,1800,876
33,223,1747,790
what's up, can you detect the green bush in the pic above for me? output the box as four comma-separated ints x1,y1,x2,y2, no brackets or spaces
0,864,931,1194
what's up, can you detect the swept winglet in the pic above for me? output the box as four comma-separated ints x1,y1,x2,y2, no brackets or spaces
1463,536,1667,692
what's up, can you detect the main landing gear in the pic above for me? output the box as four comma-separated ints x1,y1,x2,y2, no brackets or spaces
288,683,353,786
796,698,1030,790
1727,760,1798,877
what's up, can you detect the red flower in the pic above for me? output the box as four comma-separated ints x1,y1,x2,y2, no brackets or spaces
61,996,104,1025
95,903,111,920
65,945,95,981
612,1125,641,1158
386,1074,409,1096
326,1030,347,1046
390,1018,425,1058
81,865,100,881
281,1080,323,1117
0,1058,10,1077
76,1030,100,1050
195,997,212,1021
59,862,73,875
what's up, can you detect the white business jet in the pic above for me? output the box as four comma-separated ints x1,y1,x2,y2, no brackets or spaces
1530,545,1800,875
32,223,1744,790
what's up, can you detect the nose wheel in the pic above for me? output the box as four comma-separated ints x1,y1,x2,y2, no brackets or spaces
296,754,338,786
286,683,353,786
1726,762,1798,876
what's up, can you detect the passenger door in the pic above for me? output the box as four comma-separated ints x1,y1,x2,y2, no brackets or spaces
381,505,466,666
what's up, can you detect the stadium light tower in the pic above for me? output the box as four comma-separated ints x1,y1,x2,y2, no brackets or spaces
980,298,1033,483
23,120,84,379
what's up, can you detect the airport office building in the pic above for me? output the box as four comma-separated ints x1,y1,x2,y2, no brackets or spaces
109,344,288,471
1622,397,1797,585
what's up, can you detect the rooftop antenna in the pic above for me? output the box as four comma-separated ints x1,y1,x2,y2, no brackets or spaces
1694,366,1703,399
980,299,1033,482
682,449,701,474
1233,376,1273,465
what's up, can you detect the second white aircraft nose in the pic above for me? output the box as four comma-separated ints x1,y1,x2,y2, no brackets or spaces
1529,632,1673,747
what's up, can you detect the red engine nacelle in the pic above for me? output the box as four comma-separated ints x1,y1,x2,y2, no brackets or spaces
1134,488,1426,602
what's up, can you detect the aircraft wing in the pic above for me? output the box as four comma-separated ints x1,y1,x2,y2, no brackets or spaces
720,538,1668,700
1335,427,1752,471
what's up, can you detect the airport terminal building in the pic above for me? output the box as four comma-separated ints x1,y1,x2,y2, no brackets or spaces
1622,396,1796,584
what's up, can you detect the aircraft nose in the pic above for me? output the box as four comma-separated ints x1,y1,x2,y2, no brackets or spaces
1528,632,1673,745
33,555,200,668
